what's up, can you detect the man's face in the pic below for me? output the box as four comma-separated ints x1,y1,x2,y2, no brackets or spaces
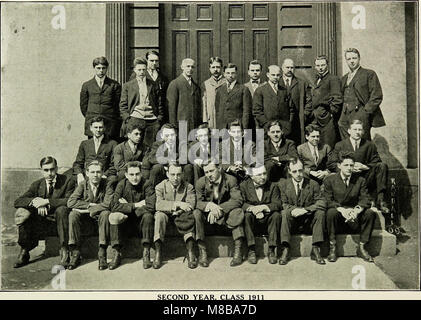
250,166,268,186
86,164,103,185
181,59,195,77
94,64,107,78
90,121,105,138
282,59,294,77
348,123,364,140
41,163,58,182
196,128,209,145
248,64,261,81
167,166,183,187
209,61,222,78
134,64,147,79
267,66,281,85
338,158,354,177
203,163,221,183
147,53,159,70
267,125,282,143
127,128,143,144
306,130,320,147
288,162,304,183
315,59,328,75
224,67,237,84
228,125,243,142
125,167,142,186
345,52,360,71
162,128,177,145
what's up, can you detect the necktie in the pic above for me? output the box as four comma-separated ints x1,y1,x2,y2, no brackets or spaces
343,178,349,187
94,138,100,154
355,141,359,151
314,146,319,164
256,187,263,201
47,181,54,198
212,183,219,201
285,78,290,87
187,78,192,86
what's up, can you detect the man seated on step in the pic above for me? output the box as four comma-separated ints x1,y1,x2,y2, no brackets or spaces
297,124,332,184
241,164,282,265
194,161,245,267
328,119,389,213
72,116,117,185
13,156,75,268
153,162,201,269
264,120,298,182
278,157,326,265
108,161,155,270
67,160,114,270
323,151,376,263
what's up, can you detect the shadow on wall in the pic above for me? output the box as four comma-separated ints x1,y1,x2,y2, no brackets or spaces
373,134,414,222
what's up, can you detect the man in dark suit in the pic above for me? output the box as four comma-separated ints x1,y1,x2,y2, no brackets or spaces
253,65,291,133
323,152,376,263
109,161,155,270
167,58,202,132
264,120,298,182
329,119,389,212
195,161,245,267
308,55,343,148
297,124,332,184
338,48,385,141
278,158,326,265
80,57,121,140
72,116,117,185
13,157,75,268
241,165,282,264
67,161,114,270
215,63,252,129
280,58,312,145
119,58,163,147
244,60,264,98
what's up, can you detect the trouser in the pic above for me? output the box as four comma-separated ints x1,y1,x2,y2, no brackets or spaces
143,119,161,148
244,211,281,247
154,211,195,243
109,209,154,247
326,208,375,244
338,108,372,141
16,206,70,251
183,164,205,186
315,117,337,149
265,160,288,182
68,210,111,247
358,162,388,201
281,210,325,245
193,209,245,241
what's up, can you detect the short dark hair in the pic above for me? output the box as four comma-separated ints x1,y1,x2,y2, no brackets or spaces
125,161,142,172
40,156,57,168
167,162,183,171
248,60,262,70
305,124,321,136
92,57,109,68
161,123,177,132
146,50,160,60
133,57,147,67
227,119,243,131
314,55,329,64
89,116,105,127
224,63,237,72
338,151,355,163
209,57,223,66
127,119,146,133
344,48,360,58
86,160,104,171
287,157,303,170
196,123,210,136
349,119,364,129
267,120,283,132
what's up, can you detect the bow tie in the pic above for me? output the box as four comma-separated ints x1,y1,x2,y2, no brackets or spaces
251,80,259,84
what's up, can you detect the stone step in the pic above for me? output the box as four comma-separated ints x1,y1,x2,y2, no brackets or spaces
45,230,396,259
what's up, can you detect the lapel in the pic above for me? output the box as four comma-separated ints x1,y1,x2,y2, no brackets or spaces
38,179,48,198
146,78,153,97
259,181,271,203
287,179,299,205
85,180,95,202
303,143,317,165
218,174,228,204
179,74,197,95
205,177,214,202
289,76,298,91
91,77,102,92
298,178,311,206
348,67,363,88
265,83,278,99
96,136,109,155
163,180,175,201
342,174,356,201
248,180,260,203
101,77,110,93
51,174,64,198
94,179,106,203
345,138,355,152
226,82,240,99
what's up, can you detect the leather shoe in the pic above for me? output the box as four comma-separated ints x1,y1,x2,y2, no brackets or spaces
59,247,69,269
310,246,325,265
67,249,81,270
278,247,289,265
230,239,243,267
143,245,152,269
186,239,198,269
268,247,277,264
153,241,162,269
13,248,30,268
247,248,257,264
198,241,209,267
357,244,374,262
327,243,337,262
108,248,122,270
98,247,108,270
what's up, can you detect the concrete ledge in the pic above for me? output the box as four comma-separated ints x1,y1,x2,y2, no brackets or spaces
45,230,396,259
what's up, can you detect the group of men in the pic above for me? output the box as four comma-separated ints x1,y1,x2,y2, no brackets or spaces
13,47,390,272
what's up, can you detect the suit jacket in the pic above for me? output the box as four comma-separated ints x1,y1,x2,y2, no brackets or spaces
14,174,75,210
155,179,196,212
244,80,265,97
111,177,155,214
309,72,343,126
240,179,282,215
215,81,252,129
328,138,382,172
252,82,291,129
113,141,149,178
323,172,371,209
341,67,385,127
202,76,226,128
67,178,113,215
264,138,298,162
167,74,202,132
72,136,118,177
196,173,243,214
143,140,187,167
220,138,256,171
80,76,122,137
297,142,331,174
278,177,326,214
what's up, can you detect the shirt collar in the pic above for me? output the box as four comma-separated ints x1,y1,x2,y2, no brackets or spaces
46,176,57,185
182,73,192,83
268,81,278,91
271,139,282,148
283,75,293,82
214,175,222,186
349,65,361,75
137,76,146,84
227,80,237,89
292,178,303,189
128,140,138,151
350,137,361,146
307,141,318,150
340,172,351,182
94,135,104,144
90,180,99,191
95,75,105,86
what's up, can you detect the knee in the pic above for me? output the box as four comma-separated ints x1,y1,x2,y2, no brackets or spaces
15,208,32,225
375,162,388,172
281,210,293,221
271,211,281,222
99,210,111,224
363,209,376,221
69,210,81,224
155,211,167,223
244,211,255,222
314,210,325,220
55,206,69,218
326,208,338,220
193,209,204,222
142,212,154,224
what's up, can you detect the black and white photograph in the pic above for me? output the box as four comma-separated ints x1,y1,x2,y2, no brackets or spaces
0,0,419,296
